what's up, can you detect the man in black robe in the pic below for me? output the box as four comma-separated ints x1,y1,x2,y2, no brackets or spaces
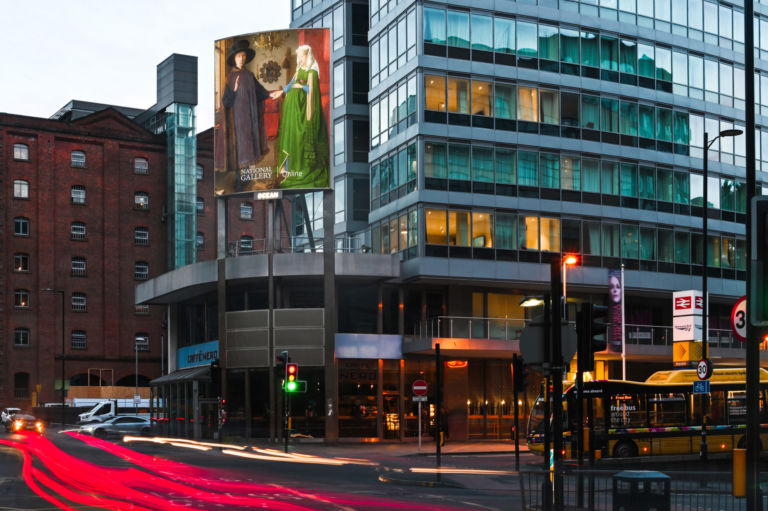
216,40,271,189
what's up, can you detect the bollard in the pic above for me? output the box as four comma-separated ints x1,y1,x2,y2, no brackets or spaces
734,448,746,497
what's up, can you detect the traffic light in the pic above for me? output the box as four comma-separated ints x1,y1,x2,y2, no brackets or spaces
513,355,529,390
210,359,221,398
751,197,768,326
286,363,299,392
577,303,608,372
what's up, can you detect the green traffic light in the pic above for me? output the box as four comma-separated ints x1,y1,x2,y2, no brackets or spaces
286,381,297,392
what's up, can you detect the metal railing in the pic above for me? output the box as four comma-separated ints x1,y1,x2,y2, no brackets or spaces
519,468,764,511
414,317,760,351
227,235,374,257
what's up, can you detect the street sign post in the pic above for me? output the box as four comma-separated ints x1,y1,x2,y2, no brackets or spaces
412,380,428,452
731,296,747,342
693,380,711,394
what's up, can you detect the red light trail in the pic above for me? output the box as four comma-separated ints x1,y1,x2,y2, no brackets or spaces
0,432,462,510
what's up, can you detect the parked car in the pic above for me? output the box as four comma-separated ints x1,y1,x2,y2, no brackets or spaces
6,413,44,434
1,407,21,426
78,416,152,438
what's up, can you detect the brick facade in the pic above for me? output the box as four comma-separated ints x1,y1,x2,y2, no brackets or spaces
0,110,272,408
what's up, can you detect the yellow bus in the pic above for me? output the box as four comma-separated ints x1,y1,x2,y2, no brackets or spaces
527,368,768,458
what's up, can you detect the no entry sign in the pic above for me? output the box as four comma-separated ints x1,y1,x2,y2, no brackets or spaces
412,379,428,396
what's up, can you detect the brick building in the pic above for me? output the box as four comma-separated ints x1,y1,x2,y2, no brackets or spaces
0,54,274,409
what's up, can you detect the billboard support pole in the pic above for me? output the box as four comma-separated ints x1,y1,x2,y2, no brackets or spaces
300,194,316,252
323,188,338,442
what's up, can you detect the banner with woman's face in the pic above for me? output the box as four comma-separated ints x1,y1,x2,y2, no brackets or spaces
608,269,623,352
213,29,331,196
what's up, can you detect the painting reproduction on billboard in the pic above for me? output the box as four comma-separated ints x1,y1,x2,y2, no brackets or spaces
214,29,330,195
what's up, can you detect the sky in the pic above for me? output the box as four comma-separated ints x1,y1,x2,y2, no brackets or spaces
0,1,290,132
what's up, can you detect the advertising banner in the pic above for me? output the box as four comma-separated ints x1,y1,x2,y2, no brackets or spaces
214,29,331,195
607,269,622,352
177,340,220,370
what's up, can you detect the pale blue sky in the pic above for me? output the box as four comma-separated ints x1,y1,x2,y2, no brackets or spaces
0,1,290,131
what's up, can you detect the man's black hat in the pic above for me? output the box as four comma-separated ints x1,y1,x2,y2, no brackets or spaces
227,39,255,68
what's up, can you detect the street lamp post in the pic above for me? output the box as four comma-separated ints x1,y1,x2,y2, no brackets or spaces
700,128,742,461
42,288,65,426
563,254,578,319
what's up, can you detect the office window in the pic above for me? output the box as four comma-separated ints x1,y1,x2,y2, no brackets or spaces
638,104,655,139
583,221,601,255
13,179,29,199
561,156,580,190
196,164,204,180
71,221,86,240
71,150,86,167
425,75,446,111
334,120,345,165
71,330,87,350
601,97,619,133
472,212,493,248
334,61,344,108
658,229,675,262
582,159,600,193
518,151,538,186
621,225,639,258
448,77,469,114
540,90,559,124
600,35,619,71
655,46,672,81
14,217,29,236
494,17,515,54
424,7,446,45
333,4,344,50
562,219,581,253
335,178,345,223
71,292,87,312
446,10,469,48
520,216,539,250
134,262,149,280
425,142,447,178
14,328,30,347
196,197,204,215
540,153,559,188
602,224,621,257
134,192,149,210
196,232,204,250
602,162,620,195
472,147,494,183
620,163,638,197
71,257,86,277
14,253,29,272
539,24,559,61
14,289,29,309
495,213,517,249
71,185,86,204
472,80,492,116
426,208,447,244
135,333,150,352
540,217,560,252
13,143,29,161
620,39,637,74
496,148,516,185
134,227,149,246
240,202,253,220
517,21,538,58
637,43,654,78
581,31,599,67
620,101,638,136
582,95,600,129
471,14,493,51
517,87,538,122
448,144,470,181
494,83,515,119
134,158,149,174
448,210,470,246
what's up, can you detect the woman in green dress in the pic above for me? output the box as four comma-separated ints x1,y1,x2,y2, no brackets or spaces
270,44,330,189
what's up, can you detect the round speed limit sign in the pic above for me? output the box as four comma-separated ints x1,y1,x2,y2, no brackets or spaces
730,296,747,342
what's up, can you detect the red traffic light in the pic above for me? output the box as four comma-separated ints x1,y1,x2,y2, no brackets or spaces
287,363,297,375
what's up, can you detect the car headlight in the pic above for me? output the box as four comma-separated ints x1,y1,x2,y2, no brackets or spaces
35,422,44,433
13,420,22,431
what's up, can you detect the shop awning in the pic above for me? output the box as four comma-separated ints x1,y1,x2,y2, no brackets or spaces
150,365,210,385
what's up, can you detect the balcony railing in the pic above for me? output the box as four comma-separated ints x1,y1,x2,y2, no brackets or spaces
414,317,764,351
227,236,373,257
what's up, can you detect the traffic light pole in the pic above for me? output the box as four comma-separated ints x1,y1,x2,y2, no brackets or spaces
541,295,552,511
513,354,520,472
550,262,564,511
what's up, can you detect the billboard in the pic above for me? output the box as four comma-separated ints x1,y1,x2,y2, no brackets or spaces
607,269,622,352
214,29,330,195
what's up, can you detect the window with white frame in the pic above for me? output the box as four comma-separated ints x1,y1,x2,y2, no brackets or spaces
71,292,87,312
14,328,30,347
13,180,29,199
71,221,86,240
196,232,204,250
13,253,29,272
71,185,86,204
71,257,86,276
134,192,149,210
240,202,253,219
14,217,29,236
135,333,150,352
134,158,149,174
14,289,29,309
196,197,204,214
135,261,149,280
13,144,29,161
196,164,204,180
71,330,87,350
71,150,86,167
134,227,149,245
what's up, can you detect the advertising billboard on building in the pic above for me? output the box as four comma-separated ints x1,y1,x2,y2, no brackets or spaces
214,29,330,195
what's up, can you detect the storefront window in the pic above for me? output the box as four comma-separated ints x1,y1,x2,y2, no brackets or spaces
339,360,378,437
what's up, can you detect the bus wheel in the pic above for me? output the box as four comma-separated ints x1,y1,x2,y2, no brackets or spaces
613,441,637,458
